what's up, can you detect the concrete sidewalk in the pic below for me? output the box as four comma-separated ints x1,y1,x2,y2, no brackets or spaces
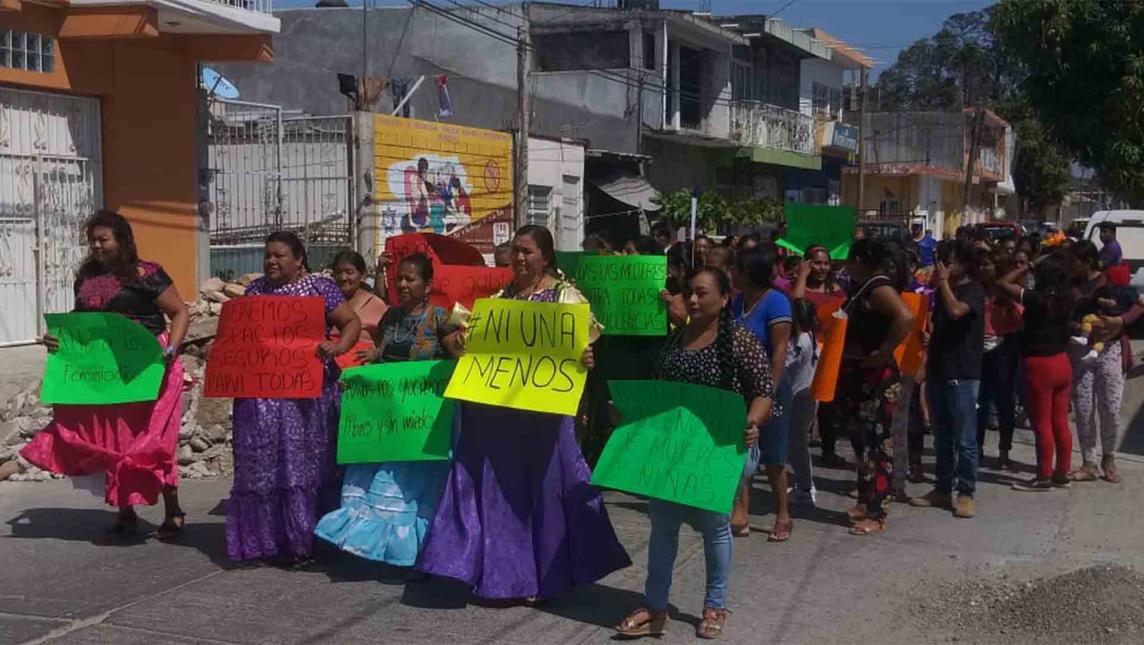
2,427,1142,645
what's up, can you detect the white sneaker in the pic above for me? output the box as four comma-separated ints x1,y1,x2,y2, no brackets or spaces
1070,336,1089,346
790,487,817,507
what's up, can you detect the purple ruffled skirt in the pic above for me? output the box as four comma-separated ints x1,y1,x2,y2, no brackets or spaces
416,403,631,599
226,364,341,561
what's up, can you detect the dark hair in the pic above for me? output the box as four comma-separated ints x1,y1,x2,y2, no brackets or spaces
630,235,661,255
684,267,736,391
1098,222,1117,234
852,238,909,290
695,234,712,245
515,225,558,276
582,233,612,253
79,210,140,283
945,240,982,281
331,249,367,275
1071,240,1100,273
804,244,836,291
651,222,671,239
737,232,763,250
494,242,512,255
265,231,310,272
397,252,434,282
791,297,819,365
1033,251,1075,318
734,245,779,290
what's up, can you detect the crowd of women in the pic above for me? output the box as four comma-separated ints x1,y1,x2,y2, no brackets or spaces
19,209,1137,640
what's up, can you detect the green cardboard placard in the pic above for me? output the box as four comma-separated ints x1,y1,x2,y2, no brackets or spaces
555,251,587,281
575,255,667,336
337,360,456,463
40,312,166,405
777,203,856,260
591,380,747,514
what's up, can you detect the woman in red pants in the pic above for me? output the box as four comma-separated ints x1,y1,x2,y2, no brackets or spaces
997,252,1074,490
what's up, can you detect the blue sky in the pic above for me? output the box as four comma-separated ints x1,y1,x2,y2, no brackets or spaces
280,0,995,75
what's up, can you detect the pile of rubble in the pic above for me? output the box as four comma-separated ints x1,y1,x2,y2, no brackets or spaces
0,272,262,484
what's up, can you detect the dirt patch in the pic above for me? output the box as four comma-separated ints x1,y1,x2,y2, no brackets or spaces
913,564,1144,644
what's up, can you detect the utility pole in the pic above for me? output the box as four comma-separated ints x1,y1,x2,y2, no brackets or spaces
514,3,531,229
855,67,869,220
361,0,368,111
963,102,986,219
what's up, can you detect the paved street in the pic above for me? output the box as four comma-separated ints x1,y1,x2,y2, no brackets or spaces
3,417,1143,645
3,344,1143,644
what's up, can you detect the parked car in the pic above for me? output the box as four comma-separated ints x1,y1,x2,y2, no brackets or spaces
1067,217,1089,239
858,220,909,244
973,221,1023,242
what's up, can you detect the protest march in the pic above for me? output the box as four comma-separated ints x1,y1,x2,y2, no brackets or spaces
15,209,1141,640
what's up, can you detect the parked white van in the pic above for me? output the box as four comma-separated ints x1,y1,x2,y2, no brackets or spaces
1083,210,1144,292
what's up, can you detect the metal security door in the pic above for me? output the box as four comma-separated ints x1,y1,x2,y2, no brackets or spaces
0,87,102,345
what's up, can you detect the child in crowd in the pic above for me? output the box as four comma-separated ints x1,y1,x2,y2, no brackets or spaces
786,298,819,506
1072,284,1143,363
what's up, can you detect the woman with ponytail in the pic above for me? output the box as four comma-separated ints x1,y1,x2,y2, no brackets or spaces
617,268,775,640
836,238,914,536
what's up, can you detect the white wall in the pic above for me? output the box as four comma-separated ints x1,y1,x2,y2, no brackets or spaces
527,137,586,252
798,58,843,118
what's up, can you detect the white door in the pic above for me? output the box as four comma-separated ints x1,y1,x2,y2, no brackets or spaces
559,175,582,252
0,87,102,344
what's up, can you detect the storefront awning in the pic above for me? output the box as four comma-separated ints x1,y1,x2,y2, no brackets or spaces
591,174,661,211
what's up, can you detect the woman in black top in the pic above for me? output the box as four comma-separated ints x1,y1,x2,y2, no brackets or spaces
836,239,914,535
997,251,1075,490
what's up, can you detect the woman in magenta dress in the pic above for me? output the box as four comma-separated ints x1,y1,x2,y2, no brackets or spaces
225,232,362,564
417,225,631,601
22,210,190,540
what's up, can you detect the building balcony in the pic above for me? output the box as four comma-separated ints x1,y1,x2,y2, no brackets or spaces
730,100,817,157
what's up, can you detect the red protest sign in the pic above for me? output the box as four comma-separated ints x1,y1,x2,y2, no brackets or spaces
204,296,326,399
334,340,374,371
384,233,513,309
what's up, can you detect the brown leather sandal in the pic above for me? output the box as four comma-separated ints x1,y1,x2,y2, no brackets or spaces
697,607,728,639
767,518,792,542
845,504,868,523
1101,456,1122,483
849,518,885,536
616,607,667,638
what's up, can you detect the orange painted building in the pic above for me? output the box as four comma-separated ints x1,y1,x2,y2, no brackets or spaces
0,0,277,343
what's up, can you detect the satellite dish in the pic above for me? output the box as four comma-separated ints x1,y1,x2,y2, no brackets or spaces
201,66,240,100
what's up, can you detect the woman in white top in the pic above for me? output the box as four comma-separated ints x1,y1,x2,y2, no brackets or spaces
785,298,819,506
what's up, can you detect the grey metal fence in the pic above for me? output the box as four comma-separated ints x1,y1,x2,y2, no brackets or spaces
203,98,354,248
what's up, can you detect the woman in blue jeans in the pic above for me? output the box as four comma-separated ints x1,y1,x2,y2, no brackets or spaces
616,268,776,640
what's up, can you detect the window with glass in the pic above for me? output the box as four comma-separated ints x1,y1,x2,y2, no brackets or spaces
0,28,55,73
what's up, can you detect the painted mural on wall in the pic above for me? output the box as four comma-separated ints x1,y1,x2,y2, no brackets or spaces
374,115,513,256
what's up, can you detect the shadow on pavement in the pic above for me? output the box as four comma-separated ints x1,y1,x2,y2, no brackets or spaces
5,507,151,546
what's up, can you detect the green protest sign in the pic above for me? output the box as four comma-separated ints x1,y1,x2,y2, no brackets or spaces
337,360,456,464
575,255,667,336
41,312,166,405
555,251,586,281
777,203,856,260
591,380,747,514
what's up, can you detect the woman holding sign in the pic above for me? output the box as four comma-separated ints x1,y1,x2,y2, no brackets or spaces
226,232,362,564
616,267,775,639
316,253,457,569
419,225,631,601
22,210,190,540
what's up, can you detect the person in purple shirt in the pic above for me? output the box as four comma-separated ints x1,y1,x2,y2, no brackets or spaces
913,224,938,269
1098,223,1123,268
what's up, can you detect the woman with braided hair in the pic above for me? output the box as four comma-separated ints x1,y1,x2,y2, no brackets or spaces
617,268,776,640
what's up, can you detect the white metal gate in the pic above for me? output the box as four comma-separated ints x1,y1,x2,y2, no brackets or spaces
0,87,102,345
204,98,353,246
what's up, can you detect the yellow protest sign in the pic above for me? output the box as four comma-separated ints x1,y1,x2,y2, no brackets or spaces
444,298,589,416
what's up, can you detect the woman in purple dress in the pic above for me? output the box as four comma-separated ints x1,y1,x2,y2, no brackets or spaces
418,225,631,601
225,232,362,564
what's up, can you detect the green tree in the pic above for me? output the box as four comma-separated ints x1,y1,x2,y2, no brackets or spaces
993,0,1144,204
651,189,782,232
875,8,1072,214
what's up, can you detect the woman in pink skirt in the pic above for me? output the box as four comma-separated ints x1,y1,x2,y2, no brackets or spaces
22,210,190,541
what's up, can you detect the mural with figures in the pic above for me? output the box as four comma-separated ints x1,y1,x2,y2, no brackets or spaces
373,115,513,256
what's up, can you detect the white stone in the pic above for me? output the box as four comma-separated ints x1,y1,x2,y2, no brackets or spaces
200,277,225,294
189,436,210,452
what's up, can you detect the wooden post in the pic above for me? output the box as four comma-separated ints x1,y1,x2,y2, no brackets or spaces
514,3,531,229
